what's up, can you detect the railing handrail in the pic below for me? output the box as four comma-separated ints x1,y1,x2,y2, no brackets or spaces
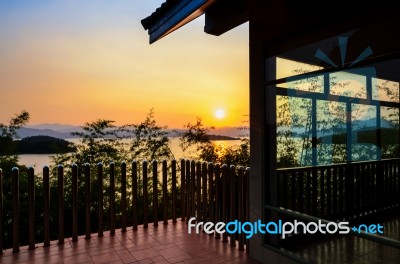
277,157,400,171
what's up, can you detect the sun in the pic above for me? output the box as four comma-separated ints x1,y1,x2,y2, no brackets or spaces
214,109,225,119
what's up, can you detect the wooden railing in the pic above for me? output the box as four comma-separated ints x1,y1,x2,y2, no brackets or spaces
0,160,249,253
277,158,400,221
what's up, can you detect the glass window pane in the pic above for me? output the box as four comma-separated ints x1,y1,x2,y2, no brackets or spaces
279,75,324,93
381,106,399,158
372,78,399,103
276,95,313,168
330,71,367,99
351,104,378,161
276,57,323,80
316,100,347,165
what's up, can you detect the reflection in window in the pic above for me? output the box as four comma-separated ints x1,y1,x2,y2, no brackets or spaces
277,57,324,93
372,78,400,103
276,96,312,168
351,104,378,161
316,100,347,165
276,57,322,80
330,71,367,99
381,106,399,158
280,75,324,93
275,57,399,168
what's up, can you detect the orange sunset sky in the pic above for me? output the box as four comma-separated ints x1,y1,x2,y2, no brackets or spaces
0,1,249,128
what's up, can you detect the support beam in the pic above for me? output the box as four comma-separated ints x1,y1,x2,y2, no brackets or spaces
204,0,248,36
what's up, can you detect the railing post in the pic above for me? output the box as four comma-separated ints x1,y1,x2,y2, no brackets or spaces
132,161,138,230
306,170,312,215
98,162,104,237
196,162,202,221
208,163,214,226
245,167,250,254
291,171,296,210
143,161,148,228
162,160,168,225
186,160,191,220
320,169,325,217
110,162,116,235
332,167,338,219
152,160,158,227
238,167,245,251
384,161,389,208
12,167,19,253
397,160,400,206
222,164,228,243
121,162,127,232
171,160,177,223
180,159,186,221
327,168,332,218
202,162,207,222
229,165,236,247
85,163,91,239
43,166,50,247
339,166,345,217
0,169,3,254
58,165,64,245
397,160,400,207
345,163,354,217
298,171,304,213
72,164,78,242
313,167,318,216
190,161,196,219
214,165,221,239
28,167,35,249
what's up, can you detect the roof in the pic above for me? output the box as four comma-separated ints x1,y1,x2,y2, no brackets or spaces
141,0,180,30
141,0,216,44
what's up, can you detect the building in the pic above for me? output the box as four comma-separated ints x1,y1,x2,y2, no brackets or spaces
142,1,400,263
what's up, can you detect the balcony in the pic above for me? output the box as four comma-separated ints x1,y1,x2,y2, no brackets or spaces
0,158,399,263
0,160,257,263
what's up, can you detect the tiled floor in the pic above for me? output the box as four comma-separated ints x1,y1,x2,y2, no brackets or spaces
0,221,259,264
287,216,400,264
293,234,400,263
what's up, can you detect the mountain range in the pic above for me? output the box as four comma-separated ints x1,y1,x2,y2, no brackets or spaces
17,124,249,139
278,117,397,137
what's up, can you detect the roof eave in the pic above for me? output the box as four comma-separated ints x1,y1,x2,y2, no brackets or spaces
142,0,216,44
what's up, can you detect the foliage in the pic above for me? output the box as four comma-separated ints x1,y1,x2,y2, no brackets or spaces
124,109,175,161
0,111,30,248
0,110,30,156
179,117,250,167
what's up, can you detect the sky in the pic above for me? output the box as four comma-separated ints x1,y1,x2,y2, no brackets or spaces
0,0,249,128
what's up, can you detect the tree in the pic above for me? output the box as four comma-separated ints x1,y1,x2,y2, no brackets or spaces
50,110,176,237
0,110,30,175
179,117,250,167
0,110,30,157
53,119,126,166
124,109,175,162
0,111,30,248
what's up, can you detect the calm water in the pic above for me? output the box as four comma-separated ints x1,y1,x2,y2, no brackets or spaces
18,137,242,169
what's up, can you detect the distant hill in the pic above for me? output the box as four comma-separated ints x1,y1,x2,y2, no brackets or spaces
2,136,76,154
17,127,74,139
18,123,249,139
353,118,395,130
210,126,249,137
207,134,239,140
27,123,82,133
280,118,397,138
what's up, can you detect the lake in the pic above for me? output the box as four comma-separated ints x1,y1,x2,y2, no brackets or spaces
19,137,242,169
